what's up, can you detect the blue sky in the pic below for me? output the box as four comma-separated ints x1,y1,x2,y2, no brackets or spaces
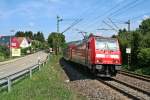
0,0,150,41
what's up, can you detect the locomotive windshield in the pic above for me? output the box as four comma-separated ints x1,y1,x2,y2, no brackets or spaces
95,38,119,51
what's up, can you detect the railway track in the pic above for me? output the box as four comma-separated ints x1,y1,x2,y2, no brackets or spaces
98,78,150,100
62,59,150,99
118,70,150,82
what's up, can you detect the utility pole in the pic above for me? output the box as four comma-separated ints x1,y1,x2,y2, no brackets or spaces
56,16,62,55
125,20,131,69
125,20,130,32
57,16,63,33
9,30,15,58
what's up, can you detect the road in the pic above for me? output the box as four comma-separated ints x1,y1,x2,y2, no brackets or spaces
0,51,48,79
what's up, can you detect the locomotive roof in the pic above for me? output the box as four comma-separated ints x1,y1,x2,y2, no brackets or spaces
66,34,117,46
89,34,116,40
67,40,82,45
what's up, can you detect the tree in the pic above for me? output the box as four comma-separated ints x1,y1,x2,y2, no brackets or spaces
15,31,25,37
139,18,150,35
33,32,45,42
137,48,150,67
24,31,33,39
130,31,142,68
140,33,150,48
48,32,65,54
117,28,129,64
15,31,33,39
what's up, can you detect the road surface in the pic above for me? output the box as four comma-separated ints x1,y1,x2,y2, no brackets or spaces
0,51,48,79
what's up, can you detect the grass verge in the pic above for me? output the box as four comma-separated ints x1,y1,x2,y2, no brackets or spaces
122,65,150,75
0,55,81,100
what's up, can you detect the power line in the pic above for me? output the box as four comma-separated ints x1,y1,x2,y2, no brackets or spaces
97,28,116,31
61,0,101,33
82,0,141,32
108,18,119,29
102,21,118,32
108,0,140,17
108,12,150,26
110,0,143,17
127,12,150,20
80,0,128,31
61,19,83,34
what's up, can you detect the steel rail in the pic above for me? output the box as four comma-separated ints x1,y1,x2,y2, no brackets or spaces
112,78,150,96
98,78,140,100
119,70,150,82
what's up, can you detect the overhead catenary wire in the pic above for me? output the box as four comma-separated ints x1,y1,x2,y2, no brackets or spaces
61,0,102,34
108,0,141,17
82,0,142,32
68,0,138,34
61,19,83,34
80,0,125,31
102,21,118,32
108,11,150,27
107,18,120,29
99,0,143,31
125,12,150,21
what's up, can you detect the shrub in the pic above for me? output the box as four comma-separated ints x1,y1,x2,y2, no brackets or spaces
21,47,31,55
137,48,150,67
0,46,9,61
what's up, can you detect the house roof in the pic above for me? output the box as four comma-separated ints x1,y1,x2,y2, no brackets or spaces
17,37,25,45
0,36,11,47
0,36,32,48
26,37,32,43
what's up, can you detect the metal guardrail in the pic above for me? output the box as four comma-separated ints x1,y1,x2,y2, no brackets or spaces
0,54,50,92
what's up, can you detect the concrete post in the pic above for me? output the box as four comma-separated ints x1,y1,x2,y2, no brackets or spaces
7,77,11,92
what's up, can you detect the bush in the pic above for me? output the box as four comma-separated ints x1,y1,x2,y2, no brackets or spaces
0,46,9,61
21,47,31,55
137,48,150,67
0,52,5,60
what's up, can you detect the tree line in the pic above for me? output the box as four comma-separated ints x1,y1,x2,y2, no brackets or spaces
15,31,45,42
114,18,150,75
15,31,66,55
15,31,47,53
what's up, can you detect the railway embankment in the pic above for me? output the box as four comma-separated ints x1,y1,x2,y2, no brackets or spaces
0,55,82,100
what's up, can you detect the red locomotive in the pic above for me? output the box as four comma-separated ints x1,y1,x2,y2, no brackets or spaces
63,34,122,77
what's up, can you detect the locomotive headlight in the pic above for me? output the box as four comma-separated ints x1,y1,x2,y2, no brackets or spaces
97,59,102,63
110,55,119,59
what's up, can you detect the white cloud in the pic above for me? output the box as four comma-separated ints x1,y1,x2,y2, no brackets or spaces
143,15,150,20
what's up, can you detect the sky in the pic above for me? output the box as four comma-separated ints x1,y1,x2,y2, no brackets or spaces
0,0,150,42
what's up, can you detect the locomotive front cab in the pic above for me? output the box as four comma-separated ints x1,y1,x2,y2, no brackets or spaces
93,37,122,76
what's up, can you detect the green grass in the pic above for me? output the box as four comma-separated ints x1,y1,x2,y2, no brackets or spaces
0,55,82,100
134,67,150,75
122,65,150,76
